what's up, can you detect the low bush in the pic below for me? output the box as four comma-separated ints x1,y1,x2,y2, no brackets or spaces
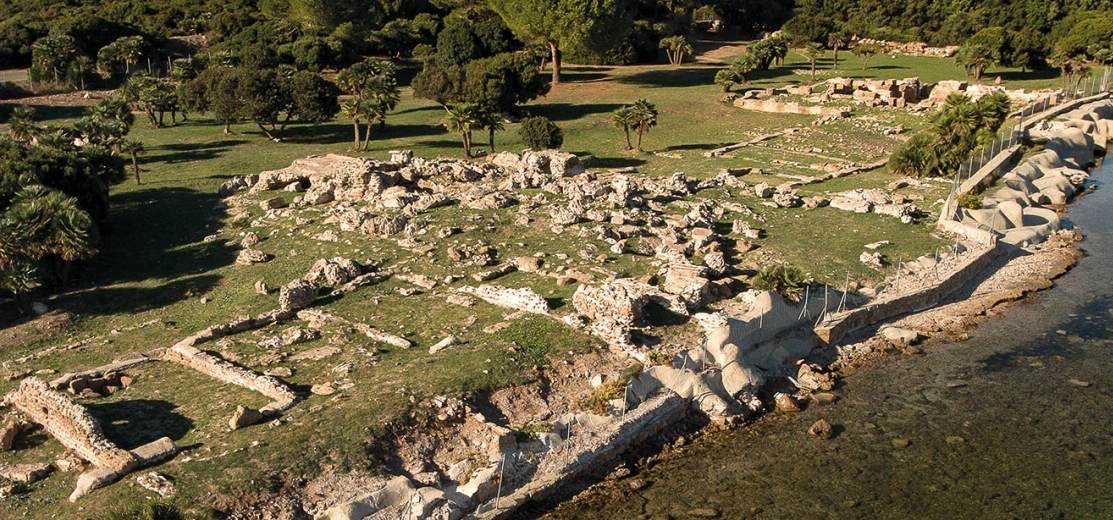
518,116,563,150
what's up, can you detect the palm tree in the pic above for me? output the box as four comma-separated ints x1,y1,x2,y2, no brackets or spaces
34,126,73,149
476,109,505,154
361,101,386,151
90,97,135,130
957,43,995,81
827,31,850,69
0,185,95,302
341,99,364,151
119,139,145,184
443,104,479,158
8,106,40,144
659,35,694,65
800,42,824,81
611,106,637,150
629,99,658,152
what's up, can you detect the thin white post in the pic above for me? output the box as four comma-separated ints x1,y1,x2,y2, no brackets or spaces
495,453,507,510
798,285,810,320
837,271,849,313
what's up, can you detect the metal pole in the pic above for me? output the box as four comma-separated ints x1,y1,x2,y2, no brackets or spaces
798,285,810,320
837,271,849,313
495,453,507,510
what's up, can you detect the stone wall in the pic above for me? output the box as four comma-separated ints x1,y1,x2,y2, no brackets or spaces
815,243,1002,345
732,98,850,118
163,344,298,411
4,378,136,472
473,392,688,520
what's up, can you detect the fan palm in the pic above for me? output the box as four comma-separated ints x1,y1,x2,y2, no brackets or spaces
611,106,637,150
8,106,40,144
0,185,94,299
629,99,659,152
476,109,505,154
443,104,479,158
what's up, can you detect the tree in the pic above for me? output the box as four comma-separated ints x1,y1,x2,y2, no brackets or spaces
341,99,366,150
30,35,78,86
957,42,996,81
237,67,287,140
0,184,95,306
1007,27,1045,72
629,99,658,152
715,53,759,92
443,103,480,157
799,42,823,80
783,14,834,47
853,42,880,70
337,59,400,147
827,30,851,69
180,67,242,134
96,36,145,78
123,75,181,127
7,105,40,144
518,116,563,150
889,92,1012,178
1049,51,1090,92
612,106,637,150
475,108,505,153
281,71,340,128
435,20,482,66
290,35,334,72
659,35,693,65
415,51,549,114
119,139,144,183
488,0,632,84
67,55,95,90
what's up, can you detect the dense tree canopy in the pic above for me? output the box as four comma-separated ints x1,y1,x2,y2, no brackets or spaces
488,0,633,83
0,104,129,304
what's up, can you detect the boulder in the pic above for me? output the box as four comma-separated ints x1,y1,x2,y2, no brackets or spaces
880,326,921,346
235,248,272,266
303,257,362,288
229,406,264,430
278,279,317,311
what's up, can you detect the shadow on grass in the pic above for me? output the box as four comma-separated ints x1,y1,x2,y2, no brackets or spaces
80,187,235,289
526,102,624,122
617,66,720,88
995,68,1059,82
664,142,718,152
283,121,443,145
559,70,611,82
578,154,645,170
63,274,222,316
88,399,193,450
149,139,249,164
16,104,88,122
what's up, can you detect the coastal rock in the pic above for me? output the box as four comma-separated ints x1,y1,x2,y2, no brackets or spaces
880,326,921,346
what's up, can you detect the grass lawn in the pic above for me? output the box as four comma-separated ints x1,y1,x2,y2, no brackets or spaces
0,45,1051,516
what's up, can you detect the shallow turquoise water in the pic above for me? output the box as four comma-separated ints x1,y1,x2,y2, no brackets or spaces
538,159,1113,519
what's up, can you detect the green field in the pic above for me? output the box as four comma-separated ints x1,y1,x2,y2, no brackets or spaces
0,46,1061,517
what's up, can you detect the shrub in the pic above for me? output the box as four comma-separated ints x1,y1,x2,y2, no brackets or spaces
577,364,642,414
518,116,563,150
750,264,812,301
957,193,983,209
